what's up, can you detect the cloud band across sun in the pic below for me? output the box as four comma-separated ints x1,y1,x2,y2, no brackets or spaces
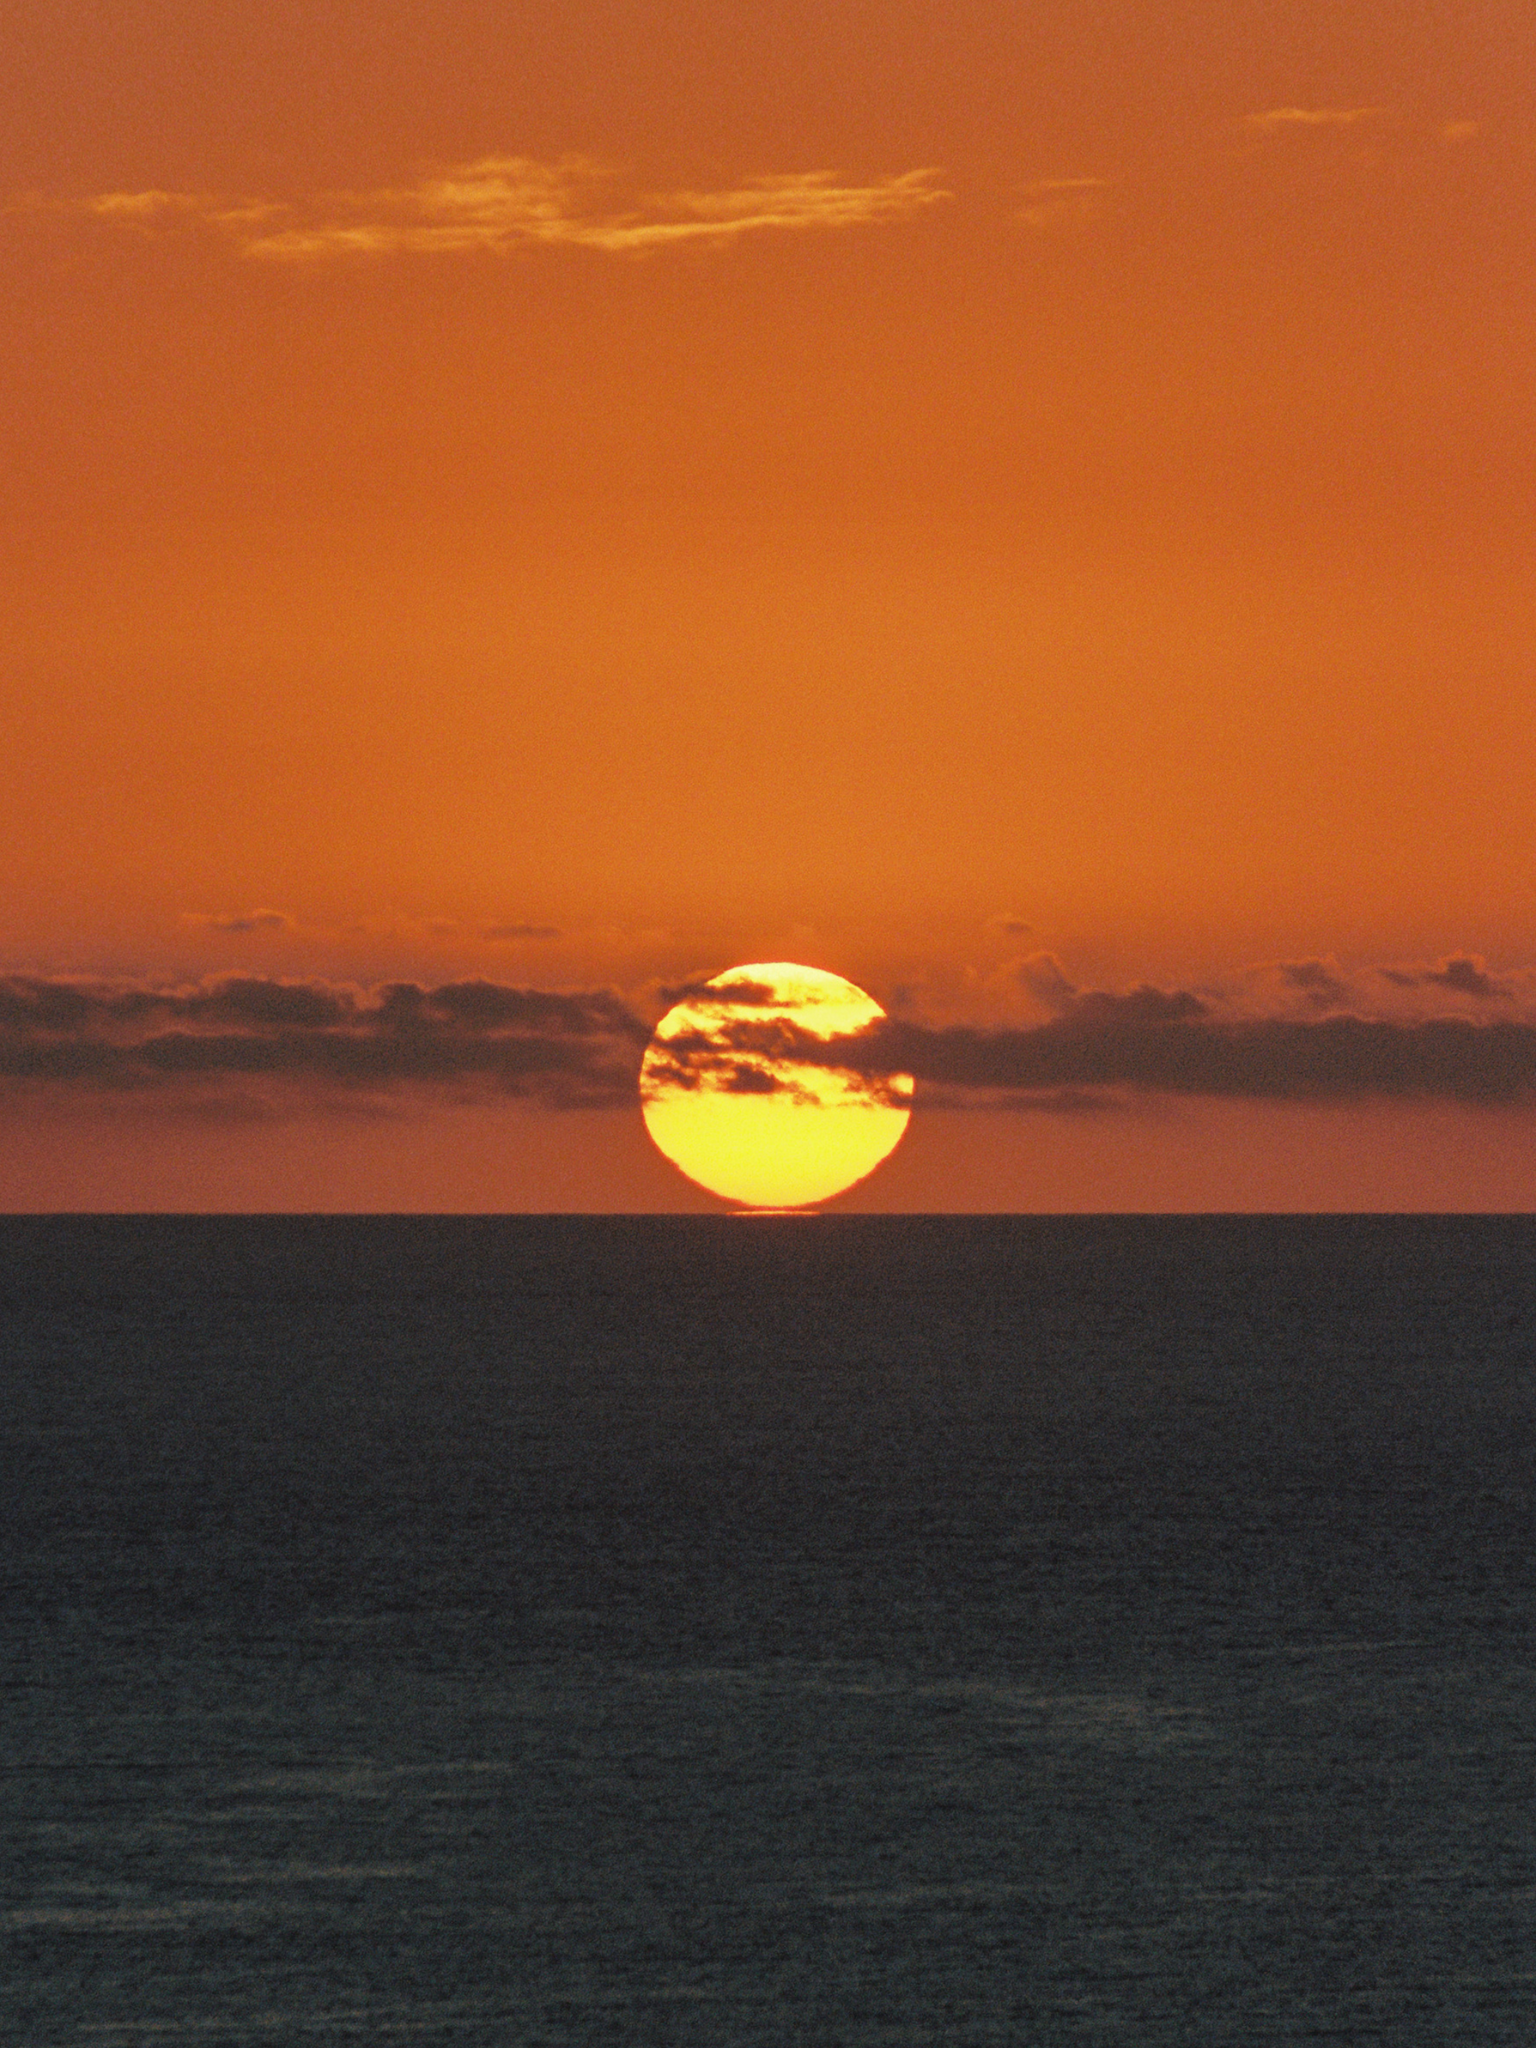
7,965,1536,1118
83,158,951,259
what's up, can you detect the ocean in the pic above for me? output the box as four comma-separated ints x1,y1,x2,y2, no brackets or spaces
2,1216,1533,2044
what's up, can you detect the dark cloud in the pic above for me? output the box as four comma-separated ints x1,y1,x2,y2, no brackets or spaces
0,980,96,1031
654,978,781,1010
805,1012,1536,1104
1424,956,1501,1000
722,1064,781,1094
1280,960,1350,1007
1018,952,1077,1014
636,1048,701,1095
1379,956,1505,1000
1016,954,1207,1025
630,959,1536,1110
407,980,640,1036
482,924,562,941
200,979,352,1028
184,909,291,933
8,968,1536,1117
1069,986,1208,1026
0,975,648,1108
676,979,1536,1106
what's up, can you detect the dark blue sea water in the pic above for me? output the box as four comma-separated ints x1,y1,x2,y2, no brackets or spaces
2,1217,1534,2045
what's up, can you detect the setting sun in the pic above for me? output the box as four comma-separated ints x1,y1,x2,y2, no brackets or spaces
640,964,913,1208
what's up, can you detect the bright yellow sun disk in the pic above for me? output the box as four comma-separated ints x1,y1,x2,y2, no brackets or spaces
640,963,913,1208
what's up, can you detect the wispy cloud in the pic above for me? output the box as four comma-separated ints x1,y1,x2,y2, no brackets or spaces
90,190,203,218
1017,176,1111,230
1241,106,1386,133
82,157,950,261
87,190,284,228
998,104,1483,246
1231,104,1485,167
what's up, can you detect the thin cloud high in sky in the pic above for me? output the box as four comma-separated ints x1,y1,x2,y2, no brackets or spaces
1241,106,1385,131
82,160,951,259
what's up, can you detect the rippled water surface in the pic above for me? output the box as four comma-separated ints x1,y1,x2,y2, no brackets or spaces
3,1217,1534,2044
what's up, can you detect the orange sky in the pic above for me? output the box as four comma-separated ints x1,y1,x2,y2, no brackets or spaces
2,0,1533,1207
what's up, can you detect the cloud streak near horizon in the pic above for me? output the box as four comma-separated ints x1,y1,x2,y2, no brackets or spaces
0,977,648,1109
5,966,1536,1116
